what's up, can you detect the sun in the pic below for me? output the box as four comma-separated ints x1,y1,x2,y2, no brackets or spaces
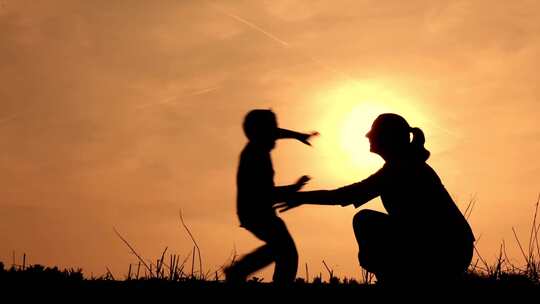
313,81,430,181
340,101,392,168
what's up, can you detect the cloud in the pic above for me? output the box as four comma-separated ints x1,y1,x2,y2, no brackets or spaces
1,0,539,278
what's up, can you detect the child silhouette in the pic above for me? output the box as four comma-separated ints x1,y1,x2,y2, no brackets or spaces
225,109,318,284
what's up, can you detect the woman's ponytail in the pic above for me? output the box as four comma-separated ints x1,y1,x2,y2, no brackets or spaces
410,127,430,162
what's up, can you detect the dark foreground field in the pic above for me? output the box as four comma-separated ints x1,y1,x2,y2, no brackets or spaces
2,263,539,302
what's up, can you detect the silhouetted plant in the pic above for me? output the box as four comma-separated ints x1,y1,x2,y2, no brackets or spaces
466,195,540,286
2,196,539,291
312,274,323,285
248,276,263,283
342,277,360,285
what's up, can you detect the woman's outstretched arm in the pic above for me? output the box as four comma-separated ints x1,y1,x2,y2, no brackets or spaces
274,188,362,212
273,175,311,203
289,190,342,205
274,170,384,212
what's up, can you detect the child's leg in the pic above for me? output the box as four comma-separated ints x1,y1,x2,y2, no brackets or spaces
266,217,298,284
227,217,298,283
226,243,274,282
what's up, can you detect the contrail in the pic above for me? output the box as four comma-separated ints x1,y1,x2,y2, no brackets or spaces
135,96,178,110
190,85,221,96
135,86,221,110
206,3,453,138
209,4,290,47
0,115,17,126
207,3,361,85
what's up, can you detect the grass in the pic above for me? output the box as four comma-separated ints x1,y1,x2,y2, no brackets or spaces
466,195,540,286
3,198,540,295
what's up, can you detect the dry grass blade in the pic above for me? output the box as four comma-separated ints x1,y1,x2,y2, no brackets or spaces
127,264,132,280
464,195,477,220
512,227,529,265
191,246,196,278
105,267,116,280
473,244,490,273
113,227,153,277
156,247,168,279
179,209,203,279
535,222,540,261
322,260,334,281
528,195,540,261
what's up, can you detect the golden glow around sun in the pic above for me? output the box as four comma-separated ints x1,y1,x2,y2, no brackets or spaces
340,102,392,168
313,81,431,182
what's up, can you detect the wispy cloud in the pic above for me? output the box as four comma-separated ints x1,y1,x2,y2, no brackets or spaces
208,3,290,47
134,86,221,110
0,114,17,126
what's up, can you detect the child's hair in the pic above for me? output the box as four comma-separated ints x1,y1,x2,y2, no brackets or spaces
242,109,277,141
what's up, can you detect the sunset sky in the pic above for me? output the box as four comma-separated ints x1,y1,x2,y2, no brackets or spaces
1,0,539,280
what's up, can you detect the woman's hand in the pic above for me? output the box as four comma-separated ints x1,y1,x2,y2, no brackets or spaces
273,199,302,213
274,176,310,212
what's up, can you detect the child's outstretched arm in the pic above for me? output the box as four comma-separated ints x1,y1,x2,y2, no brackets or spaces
277,128,319,146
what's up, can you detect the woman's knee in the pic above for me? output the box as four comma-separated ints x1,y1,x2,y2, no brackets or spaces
353,209,386,231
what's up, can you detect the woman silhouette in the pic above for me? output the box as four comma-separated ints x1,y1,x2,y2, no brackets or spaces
275,113,475,283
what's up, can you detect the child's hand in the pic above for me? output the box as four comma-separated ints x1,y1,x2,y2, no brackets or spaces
294,175,311,190
298,131,320,146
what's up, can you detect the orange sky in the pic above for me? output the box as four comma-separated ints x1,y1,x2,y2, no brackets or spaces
1,0,539,280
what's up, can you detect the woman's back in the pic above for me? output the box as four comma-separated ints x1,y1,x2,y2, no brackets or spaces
379,160,474,244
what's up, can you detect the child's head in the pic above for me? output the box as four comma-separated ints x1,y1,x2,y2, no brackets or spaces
243,109,278,148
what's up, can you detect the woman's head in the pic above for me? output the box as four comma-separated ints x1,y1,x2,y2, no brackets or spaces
366,113,430,162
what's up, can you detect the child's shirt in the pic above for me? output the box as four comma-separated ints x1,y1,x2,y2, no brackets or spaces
236,142,276,226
